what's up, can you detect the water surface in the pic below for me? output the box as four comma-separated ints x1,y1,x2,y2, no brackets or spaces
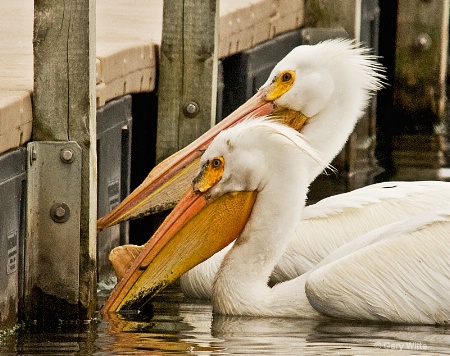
1,285,450,355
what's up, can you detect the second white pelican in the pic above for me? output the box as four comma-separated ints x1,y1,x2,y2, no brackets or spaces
103,118,450,324
97,38,384,230
107,38,386,280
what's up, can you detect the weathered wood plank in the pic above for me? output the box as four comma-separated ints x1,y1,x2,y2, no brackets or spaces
0,91,32,153
395,0,448,121
305,0,359,39
26,0,97,320
392,0,449,180
0,0,306,155
156,0,219,163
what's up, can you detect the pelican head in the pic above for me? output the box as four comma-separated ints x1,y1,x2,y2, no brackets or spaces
262,39,384,118
194,117,326,195
97,39,384,244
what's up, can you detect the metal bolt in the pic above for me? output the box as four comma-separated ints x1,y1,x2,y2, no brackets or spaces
60,148,75,163
414,33,432,52
50,203,71,223
30,146,37,165
183,101,200,118
54,206,66,218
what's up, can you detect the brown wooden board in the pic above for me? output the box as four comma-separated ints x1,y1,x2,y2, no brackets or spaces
0,0,306,154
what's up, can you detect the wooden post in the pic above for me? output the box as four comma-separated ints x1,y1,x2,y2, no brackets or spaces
156,0,219,163
392,0,449,180
26,0,97,320
305,0,359,38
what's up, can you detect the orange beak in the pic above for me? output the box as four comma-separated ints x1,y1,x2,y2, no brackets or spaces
102,186,257,312
97,91,272,232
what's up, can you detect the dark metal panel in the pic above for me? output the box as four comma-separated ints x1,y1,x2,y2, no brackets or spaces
221,29,304,120
96,96,132,285
0,148,26,328
351,0,382,187
128,93,159,245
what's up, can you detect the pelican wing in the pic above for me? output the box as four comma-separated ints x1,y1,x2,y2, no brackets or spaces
305,209,450,324
274,181,450,281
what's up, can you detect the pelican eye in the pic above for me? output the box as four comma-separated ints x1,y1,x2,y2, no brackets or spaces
211,157,223,169
282,72,292,82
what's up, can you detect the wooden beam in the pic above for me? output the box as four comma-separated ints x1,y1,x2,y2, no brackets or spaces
392,0,449,179
305,0,359,39
26,0,97,320
395,0,448,122
156,0,219,163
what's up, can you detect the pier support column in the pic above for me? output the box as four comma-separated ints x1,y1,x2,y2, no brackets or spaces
391,0,449,180
25,0,97,321
156,0,219,163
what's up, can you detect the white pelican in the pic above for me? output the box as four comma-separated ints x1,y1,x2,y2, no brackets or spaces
106,37,450,301
104,38,386,280
103,118,450,324
97,38,384,230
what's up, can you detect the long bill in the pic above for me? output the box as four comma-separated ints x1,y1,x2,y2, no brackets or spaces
102,187,257,313
97,91,272,232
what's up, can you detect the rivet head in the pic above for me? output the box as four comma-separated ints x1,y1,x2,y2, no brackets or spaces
414,33,432,51
50,203,70,223
60,148,75,163
183,101,200,118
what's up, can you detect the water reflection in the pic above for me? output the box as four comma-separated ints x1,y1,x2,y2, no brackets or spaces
1,285,450,355
98,285,450,355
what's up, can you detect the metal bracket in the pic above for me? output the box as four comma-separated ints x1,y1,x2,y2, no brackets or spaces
25,141,82,305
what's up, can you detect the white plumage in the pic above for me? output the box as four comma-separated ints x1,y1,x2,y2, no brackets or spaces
104,39,450,324
181,38,387,297
305,208,450,324
264,39,384,181
181,181,450,300
179,39,450,306
189,117,450,323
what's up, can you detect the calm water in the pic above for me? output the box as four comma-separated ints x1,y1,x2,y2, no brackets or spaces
1,284,450,355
